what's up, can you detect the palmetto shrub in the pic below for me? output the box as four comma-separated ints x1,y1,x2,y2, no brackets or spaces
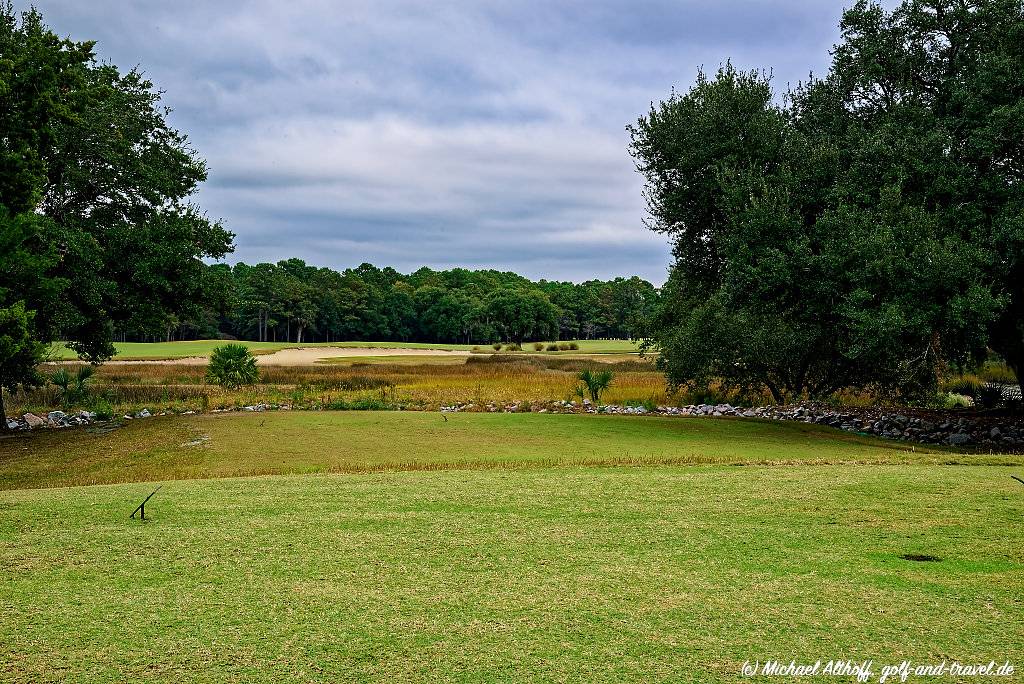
49,365,95,407
939,374,982,398
546,343,559,351
533,342,545,351
576,369,613,403
206,344,259,388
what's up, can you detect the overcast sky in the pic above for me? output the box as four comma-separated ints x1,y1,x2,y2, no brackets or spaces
24,1,859,283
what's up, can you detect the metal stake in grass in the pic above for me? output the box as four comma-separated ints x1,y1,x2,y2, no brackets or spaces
130,485,162,520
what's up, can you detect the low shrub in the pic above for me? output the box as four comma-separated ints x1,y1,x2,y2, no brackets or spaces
624,398,658,411
568,342,579,350
976,384,1003,409
545,343,559,351
937,392,973,409
558,342,571,351
50,365,95,407
504,343,522,352
576,369,613,402
533,342,545,351
492,343,502,351
978,360,1017,385
92,398,114,421
206,344,259,388
324,396,395,411
940,374,983,398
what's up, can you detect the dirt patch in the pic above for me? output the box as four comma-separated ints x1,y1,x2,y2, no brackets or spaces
899,553,942,563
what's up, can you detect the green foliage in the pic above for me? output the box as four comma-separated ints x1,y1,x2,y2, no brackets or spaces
576,369,614,403
568,342,579,350
533,342,545,351
91,398,114,421
939,375,983,399
504,342,522,352
546,343,559,351
977,361,1017,385
49,365,94,407
631,0,1024,401
0,5,233,370
0,301,46,424
221,260,657,348
206,344,259,389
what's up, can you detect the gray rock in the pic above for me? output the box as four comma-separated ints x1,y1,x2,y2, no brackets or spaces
137,409,152,418
23,413,44,428
948,433,971,446
989,426,1002,439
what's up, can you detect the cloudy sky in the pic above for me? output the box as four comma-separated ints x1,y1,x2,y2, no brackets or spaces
24,1,857,283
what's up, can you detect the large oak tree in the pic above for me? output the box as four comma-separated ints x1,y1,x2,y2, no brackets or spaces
0,6,233,426
630,0,1023,401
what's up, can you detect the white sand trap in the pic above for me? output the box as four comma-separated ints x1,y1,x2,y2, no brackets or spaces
96,346,472,366
256,347,471,365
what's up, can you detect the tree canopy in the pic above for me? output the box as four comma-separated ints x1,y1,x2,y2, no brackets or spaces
0,5,233,426
169,261,656,346
630,0,1023,401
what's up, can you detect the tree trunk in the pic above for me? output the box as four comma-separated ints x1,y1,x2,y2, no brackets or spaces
0,387,9,434
296,325,304,344
1006,349,1024,414
765,381,785,405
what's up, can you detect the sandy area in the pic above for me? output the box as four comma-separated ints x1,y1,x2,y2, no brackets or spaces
98,347,473,366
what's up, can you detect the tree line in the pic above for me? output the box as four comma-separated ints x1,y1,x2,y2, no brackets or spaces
164,260,657,345
630,0,1024,401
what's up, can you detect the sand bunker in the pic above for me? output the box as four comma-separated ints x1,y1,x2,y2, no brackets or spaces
99,347,472,366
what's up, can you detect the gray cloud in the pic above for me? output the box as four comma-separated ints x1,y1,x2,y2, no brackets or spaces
23,0,869,283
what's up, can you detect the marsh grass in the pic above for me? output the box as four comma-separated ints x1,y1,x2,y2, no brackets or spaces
10,356,669,415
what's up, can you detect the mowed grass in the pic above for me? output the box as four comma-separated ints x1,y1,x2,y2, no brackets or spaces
50,339,641,360
1,464,1022,682
1,411,1018,491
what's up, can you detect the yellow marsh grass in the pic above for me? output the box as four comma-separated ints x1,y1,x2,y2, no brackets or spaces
11,356,670,413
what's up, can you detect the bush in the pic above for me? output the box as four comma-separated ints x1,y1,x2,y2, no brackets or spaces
558,342,571,351
568,342,579,350
206,344,259,388
533,342,545,351
546,343,559,351
978,360,1017,385
938,392,973,409
976,384,1003,409
49,365,95,407
504,342,522,352
92,398,114,421
940,374,983,398
576,369,614,403
492,343,502,351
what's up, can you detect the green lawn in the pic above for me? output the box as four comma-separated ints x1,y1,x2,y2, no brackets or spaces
2,411,1016,490
2,464,1022,682
50,339,641,360
2,412,1022,682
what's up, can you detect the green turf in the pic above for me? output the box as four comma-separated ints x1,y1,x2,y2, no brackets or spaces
2,411,1015,491
49,339,641,360
1,464,1022,682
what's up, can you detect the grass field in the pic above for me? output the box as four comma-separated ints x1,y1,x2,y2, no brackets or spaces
50,339,642,360
1,412,1022,683
2,432,1024,679
5,411,1020,490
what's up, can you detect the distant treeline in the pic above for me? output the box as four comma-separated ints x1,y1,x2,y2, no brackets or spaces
135,260,659,345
